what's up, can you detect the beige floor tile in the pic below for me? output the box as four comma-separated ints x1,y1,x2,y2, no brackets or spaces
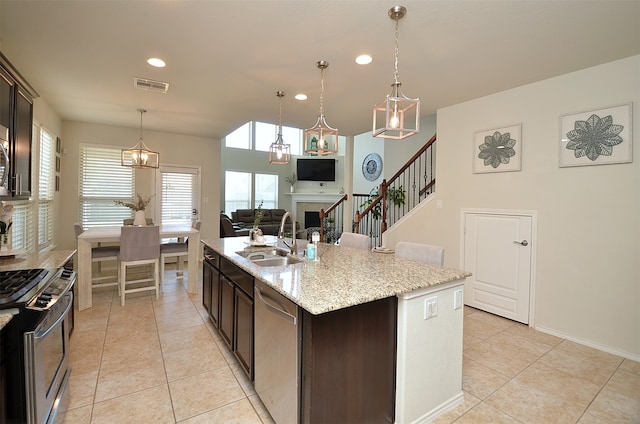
99,337,163,374
432,391,481,423
104,318,158,345
454,401,521,423
486,329,555,358
462,356,511,399
463,315,506,341
155,309,205,332
67,370,98,410
178,398,263,424
463,333,483,350
94,358,167,402
159,323,214,353
91,384,175,424
463,340,538,378
466,309,517,330
620,358,640,376
163,342,228,382
515,361,602,409
538,340,623,386
503,322,564,347
169,368,246,422
60,404,93,424
230,361,256,397
586,383,640,423
607,369,640,400
485,379,585,424
577,412,615,423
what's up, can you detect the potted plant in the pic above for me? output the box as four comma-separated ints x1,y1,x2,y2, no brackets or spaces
250,201,265,242
286,173,297,193
115,193,151,226
360,185,406,220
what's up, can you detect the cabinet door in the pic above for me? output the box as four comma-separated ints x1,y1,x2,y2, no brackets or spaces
234,287,253,380
0,69,13,130
210,267,220,329
219,275,234,350
202,261,213,314
12,89,31,198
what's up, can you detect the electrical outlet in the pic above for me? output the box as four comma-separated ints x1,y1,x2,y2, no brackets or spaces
424,296,438,319
454,289,463,310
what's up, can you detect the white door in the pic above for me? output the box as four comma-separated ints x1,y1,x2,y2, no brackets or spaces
463,211,534,324
155,165,201,226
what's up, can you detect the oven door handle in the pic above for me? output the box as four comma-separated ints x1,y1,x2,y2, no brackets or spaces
34,292,73,339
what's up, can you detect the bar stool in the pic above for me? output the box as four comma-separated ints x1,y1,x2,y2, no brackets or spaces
338,232,370,250
118,225,160,306
160,221,201,291
395,242,444,266
73,223,120,289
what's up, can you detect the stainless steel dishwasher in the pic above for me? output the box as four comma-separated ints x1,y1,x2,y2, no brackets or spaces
254,280,300,424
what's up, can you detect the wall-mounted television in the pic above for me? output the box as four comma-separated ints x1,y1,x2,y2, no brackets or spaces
296,158,336,181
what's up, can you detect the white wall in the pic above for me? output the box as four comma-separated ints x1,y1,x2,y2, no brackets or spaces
385,55,639,358
56,121,220,250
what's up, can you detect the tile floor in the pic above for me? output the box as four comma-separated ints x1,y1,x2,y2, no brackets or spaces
62,267,640,423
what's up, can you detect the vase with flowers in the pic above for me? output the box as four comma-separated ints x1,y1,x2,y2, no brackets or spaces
115,193,151,226
249,201,265,243
0,202,13,250
286,172,297,193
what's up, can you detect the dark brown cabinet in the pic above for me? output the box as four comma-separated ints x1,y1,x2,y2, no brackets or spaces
203,248,254,380
0,53,36,199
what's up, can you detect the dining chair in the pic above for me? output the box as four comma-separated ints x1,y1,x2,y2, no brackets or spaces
118,225,160,306
73,223,120,289
395,242,445,266
338,232,370,250
160,221,201,291
123,218,154,226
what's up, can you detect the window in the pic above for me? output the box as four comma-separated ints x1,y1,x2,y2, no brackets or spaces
9,201,33,252
79,144,134,228
157,166,200,225
224,121,302,154
224,122,251,149
38,127,55,248
224,171,251,214
254,173,277,209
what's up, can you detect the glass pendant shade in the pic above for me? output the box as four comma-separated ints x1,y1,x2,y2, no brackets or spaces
269,91,291,164
373,5,420,140
121,109,159,168
304,60,339,155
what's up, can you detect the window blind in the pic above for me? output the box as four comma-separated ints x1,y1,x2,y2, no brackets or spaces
160,170,198,225
38,127,55,247
79,144,134,228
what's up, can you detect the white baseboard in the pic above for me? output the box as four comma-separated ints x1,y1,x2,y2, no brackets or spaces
535,325,640,362
398,391,464,424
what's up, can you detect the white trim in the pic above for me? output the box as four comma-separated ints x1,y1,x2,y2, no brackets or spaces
460,208,538,327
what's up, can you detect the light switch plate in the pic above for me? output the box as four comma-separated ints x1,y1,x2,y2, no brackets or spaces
454,289,463,310
424,296,438,319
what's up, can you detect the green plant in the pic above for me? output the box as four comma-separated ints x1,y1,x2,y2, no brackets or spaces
114,193,151,211
286,173,297,186
253,201,264,228
359,185,406,220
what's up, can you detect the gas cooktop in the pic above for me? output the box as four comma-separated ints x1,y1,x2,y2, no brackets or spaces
0,268,49,306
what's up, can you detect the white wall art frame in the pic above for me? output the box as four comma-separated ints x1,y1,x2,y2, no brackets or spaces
559,102,632,167
473,123,522,174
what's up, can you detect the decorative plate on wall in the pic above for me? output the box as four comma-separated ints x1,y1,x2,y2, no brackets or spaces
362,153,383,181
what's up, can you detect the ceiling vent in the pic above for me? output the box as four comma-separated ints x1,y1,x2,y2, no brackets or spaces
133,77,169,93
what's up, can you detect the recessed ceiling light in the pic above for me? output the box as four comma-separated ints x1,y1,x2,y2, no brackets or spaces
147,58,166,68
295,93,307,101
356,55,373,65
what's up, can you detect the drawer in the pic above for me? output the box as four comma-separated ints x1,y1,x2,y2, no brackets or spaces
220,257,254,298
204,246,220,269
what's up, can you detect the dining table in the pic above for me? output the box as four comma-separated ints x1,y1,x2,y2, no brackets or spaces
76,223,199,310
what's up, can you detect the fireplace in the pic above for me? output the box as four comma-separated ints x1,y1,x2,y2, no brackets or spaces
304,211,321,229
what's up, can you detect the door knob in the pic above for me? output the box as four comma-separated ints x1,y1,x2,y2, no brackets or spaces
513,240,529,246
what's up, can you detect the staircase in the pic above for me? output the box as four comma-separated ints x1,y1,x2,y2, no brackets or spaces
354,133,437,247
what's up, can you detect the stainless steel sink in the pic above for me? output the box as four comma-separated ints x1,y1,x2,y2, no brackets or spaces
236,248,302,267
251,257,302,267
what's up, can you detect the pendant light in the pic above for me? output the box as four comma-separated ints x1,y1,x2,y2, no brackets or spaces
268,91,291,164
304,60,338,155
373,5,420,140
121,109,159,168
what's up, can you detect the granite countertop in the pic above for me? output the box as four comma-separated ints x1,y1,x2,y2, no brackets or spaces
0,249,76,272
0,249,77,330
202,237,471,315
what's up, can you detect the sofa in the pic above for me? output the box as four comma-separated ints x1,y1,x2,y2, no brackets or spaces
231,208,293,236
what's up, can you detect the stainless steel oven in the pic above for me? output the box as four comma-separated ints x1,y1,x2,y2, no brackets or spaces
0,268,75,424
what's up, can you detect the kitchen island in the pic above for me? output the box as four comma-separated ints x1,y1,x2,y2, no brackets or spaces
201,237,471,424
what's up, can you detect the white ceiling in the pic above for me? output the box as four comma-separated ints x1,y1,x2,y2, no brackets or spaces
1,0,638,140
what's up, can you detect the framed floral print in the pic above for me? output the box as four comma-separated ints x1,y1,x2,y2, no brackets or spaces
559,103,632,167
473,124,522,173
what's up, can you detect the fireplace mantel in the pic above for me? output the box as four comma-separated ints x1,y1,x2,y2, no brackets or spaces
287,193,344,229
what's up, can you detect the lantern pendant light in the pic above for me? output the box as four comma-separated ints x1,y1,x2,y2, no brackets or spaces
304,60,339,155
121,108,160,168
269,91,291,164
373,5,420,140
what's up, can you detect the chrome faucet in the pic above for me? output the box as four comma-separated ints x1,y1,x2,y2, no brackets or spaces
278,211,297,255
